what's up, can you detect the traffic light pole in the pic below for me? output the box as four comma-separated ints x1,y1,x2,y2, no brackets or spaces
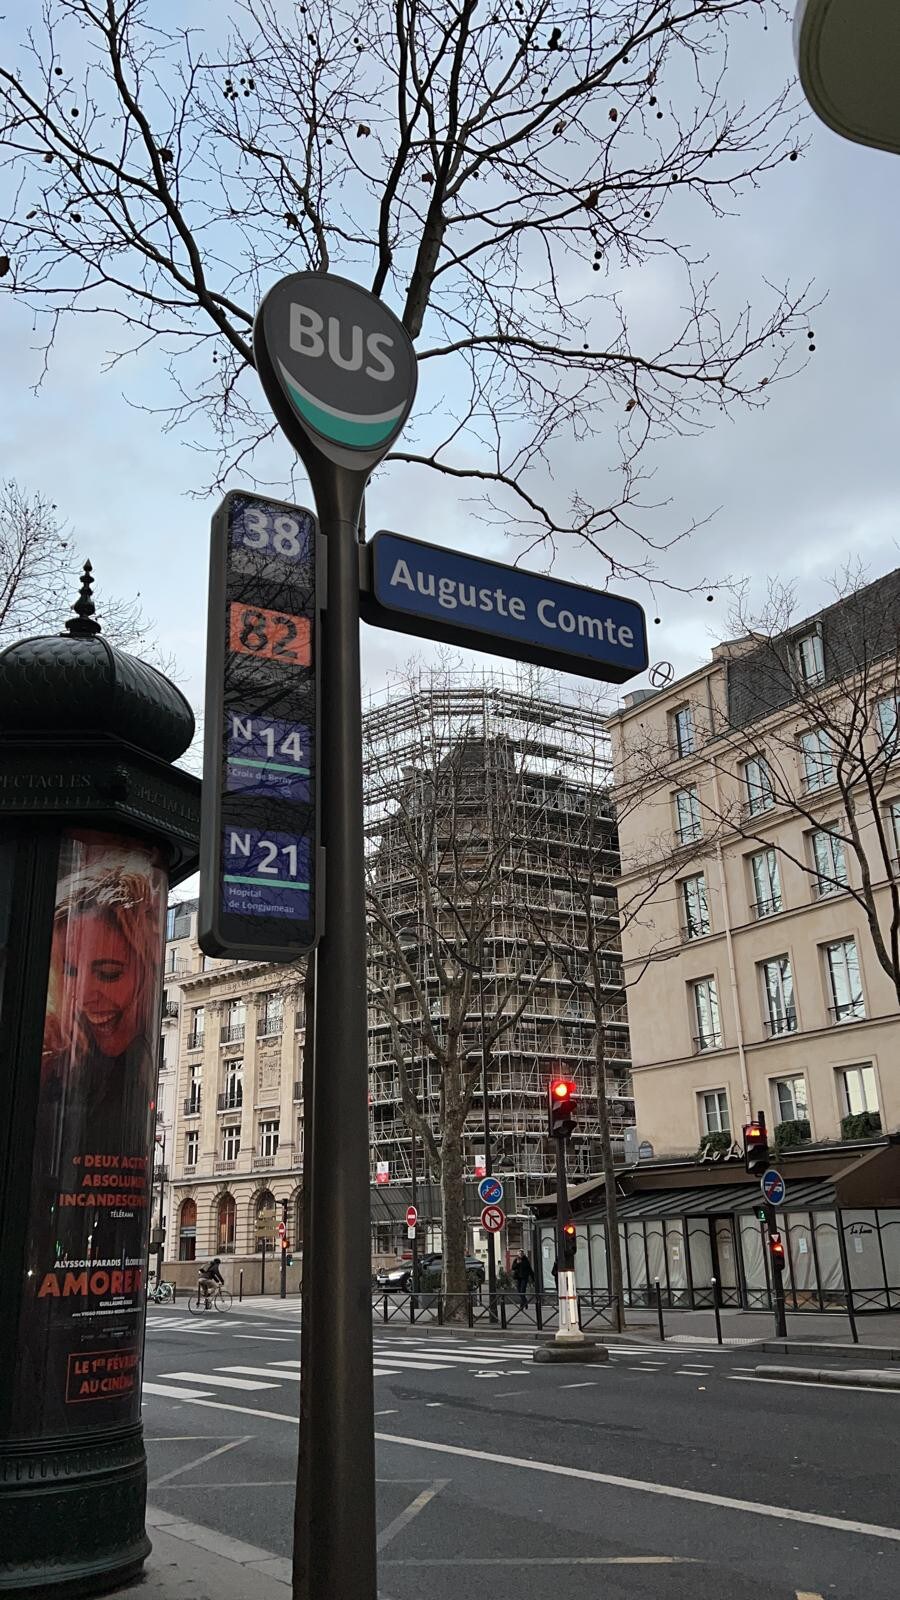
280,1196,288,1301
763,1198,787,1338
554,1133,581,1341
479,967,499,1324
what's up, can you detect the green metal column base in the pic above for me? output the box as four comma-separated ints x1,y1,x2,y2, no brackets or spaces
0,1427,149,1596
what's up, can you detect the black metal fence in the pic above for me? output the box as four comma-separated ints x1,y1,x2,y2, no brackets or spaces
371,1287,619,1331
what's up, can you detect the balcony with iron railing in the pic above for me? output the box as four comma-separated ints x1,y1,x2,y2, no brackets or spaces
217,1089,244,1112
829,999,866,1024
220,1023,246,1045
183,1094,202,1116
751,895,782,919
257,1015,284,1038
763,1011,798,1038
187,1031,205,1052
692,1031,723,1054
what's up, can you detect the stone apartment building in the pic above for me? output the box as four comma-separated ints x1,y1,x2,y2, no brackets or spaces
161,899,306,1288
551,575,900,1316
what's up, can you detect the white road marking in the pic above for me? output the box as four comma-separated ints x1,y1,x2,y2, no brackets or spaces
161,1371,278,1392
372,1430,900,1544
233,1334,293,1343
220,1366,304,1383
729,1375,900,1396
494,1391,526,1397
376,1482,448,1552
148,1436,249,1488
560,1382,596,1389
375,1409,398,1416
143,1382,214,1400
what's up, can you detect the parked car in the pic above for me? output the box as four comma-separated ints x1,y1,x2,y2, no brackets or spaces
374,1252,485,1293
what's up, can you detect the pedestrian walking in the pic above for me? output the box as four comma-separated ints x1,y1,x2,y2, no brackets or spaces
511,1250,533,1312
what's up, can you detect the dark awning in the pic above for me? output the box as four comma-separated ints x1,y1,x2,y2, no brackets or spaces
579,1179,837,1222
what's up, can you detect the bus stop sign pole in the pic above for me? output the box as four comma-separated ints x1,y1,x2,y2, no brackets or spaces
253,273,417,1600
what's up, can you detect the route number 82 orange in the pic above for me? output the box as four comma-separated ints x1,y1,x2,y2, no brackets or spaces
229,603,311,667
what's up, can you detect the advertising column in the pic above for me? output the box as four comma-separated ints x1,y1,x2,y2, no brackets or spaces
12,831,165,1436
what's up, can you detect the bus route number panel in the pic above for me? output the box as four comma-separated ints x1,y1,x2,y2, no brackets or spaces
199,490,321,961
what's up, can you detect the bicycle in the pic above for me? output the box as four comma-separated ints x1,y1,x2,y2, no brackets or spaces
187,1284,234,1314
148,1278,175,1305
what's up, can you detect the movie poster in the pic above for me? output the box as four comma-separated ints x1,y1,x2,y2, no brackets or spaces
11,830,166,1438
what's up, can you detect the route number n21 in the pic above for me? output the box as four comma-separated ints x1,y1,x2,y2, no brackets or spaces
229,831,302,878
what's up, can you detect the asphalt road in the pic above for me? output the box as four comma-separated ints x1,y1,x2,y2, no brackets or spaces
142,1303,899,1600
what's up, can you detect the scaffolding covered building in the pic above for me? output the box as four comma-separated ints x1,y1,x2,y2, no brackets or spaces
364,670,634,1264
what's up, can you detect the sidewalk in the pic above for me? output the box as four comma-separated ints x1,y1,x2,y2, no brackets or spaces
115,1507,290,1598
181,1293,900,1355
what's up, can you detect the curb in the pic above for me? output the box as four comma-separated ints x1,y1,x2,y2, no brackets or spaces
145,1505,291,1589
755,1364,900,1389
758,1340,900,1362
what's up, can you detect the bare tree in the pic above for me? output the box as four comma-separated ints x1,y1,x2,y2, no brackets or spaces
0,476,170,660
0,1,813,579
526,699,716,1327
365,669,570,1314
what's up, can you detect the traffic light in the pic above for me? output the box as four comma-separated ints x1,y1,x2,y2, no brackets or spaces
562,1219,577,1268
743,1117,769,1174
769,1231,786,1273
548,1076,578,1138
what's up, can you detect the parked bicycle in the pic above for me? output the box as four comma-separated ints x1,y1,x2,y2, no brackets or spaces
147,1277,175,1305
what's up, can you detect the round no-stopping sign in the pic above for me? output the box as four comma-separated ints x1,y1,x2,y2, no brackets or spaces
761,1168,786,1206
405,1205,418,1228
481,1205,505,1234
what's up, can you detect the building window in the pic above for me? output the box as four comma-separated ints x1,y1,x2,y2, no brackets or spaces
221,1062,243,1110
671,704,696,758
839,1063,879,1117
700,1089,730,1136
178,1198,197,1262
217,1193,236,1254
255,1189,277,1251
773,1074,808,1126
743,755,775,816
259,1119,280,1158
188,1005,205,1051
258,991,284,1037
888,799,900,863
691,977,722,1052
187,1062,202,1115
876,695,900,756
680,873,710,939
811,828,848,897
749,848,781,917
825,938,865,1023
800,729,835,792
674,785,702,844
761,955,797,1036
222,1125,241,1162
185,1130,199,1168
222,998,245,1044
795,630,825,686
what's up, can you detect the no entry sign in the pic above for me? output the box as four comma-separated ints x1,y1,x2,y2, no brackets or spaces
405,1206,418,1228
481,1205,505,1234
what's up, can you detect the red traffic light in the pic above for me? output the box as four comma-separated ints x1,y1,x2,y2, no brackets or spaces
563,1221,576,1238
769,1231,786,1267
743,1117,770,1174
547,1077,579,1138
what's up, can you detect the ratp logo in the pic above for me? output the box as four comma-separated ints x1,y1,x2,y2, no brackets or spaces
255,272,417,461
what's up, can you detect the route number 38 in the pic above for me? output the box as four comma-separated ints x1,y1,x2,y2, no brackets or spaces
236,504,311,560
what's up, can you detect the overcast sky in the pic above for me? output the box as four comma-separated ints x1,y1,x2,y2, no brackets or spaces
2,5,899,722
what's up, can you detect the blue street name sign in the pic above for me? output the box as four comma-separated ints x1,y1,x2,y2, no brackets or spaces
478,1176,504,1205
362,531,648,684
761,1168,786,1207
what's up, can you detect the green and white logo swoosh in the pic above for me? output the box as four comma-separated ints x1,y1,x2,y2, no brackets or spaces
277,359,406,448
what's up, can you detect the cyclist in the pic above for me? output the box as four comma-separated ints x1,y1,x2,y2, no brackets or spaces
198,1257,225,1309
